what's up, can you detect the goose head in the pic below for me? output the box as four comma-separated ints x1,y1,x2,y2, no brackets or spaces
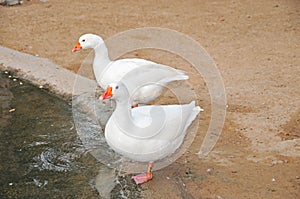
72,34,104,52
99,82,129,101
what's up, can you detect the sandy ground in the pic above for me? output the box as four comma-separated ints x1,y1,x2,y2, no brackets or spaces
1,0,299,198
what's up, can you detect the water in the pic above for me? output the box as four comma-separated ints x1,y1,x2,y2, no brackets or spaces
0,70,142,198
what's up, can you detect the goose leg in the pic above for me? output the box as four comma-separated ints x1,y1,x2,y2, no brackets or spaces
131,162,153,184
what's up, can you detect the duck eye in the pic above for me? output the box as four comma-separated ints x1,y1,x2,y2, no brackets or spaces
82,39,85,42
115,86,119,90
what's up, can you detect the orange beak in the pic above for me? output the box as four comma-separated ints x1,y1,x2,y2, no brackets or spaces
72,42,82,52
99,86,113,100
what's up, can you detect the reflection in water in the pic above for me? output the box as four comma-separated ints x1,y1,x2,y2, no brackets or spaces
0,71,141,198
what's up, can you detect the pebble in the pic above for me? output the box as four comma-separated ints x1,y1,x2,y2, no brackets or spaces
39,85,43,89
271,159,288,166
13,78,17,81
9,183,13,186
19,82,23,85
9,108,16,113
272,178,276,182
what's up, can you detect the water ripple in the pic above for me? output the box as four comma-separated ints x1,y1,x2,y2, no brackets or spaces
32,148,80,172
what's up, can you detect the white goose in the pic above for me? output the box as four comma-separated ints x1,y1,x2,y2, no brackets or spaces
99,82,202,184
72,33,188,106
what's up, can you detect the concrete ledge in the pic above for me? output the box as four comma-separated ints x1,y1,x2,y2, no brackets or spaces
0,46,97,100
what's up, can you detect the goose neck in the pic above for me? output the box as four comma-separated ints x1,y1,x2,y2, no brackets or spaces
112,99,133,125
93,42,111,79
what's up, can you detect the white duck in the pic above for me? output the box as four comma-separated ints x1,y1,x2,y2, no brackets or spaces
99,82,202,184
72,33,188,106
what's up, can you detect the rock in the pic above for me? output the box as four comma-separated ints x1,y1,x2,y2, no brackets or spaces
206,168,212,173
271,159,284,166
1,0,22,6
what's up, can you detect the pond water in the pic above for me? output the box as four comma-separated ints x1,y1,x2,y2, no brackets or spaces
0,70,142,198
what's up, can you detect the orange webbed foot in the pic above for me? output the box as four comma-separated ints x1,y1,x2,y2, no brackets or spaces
131,104,139,108
131,162,153,185
131,172,153,184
